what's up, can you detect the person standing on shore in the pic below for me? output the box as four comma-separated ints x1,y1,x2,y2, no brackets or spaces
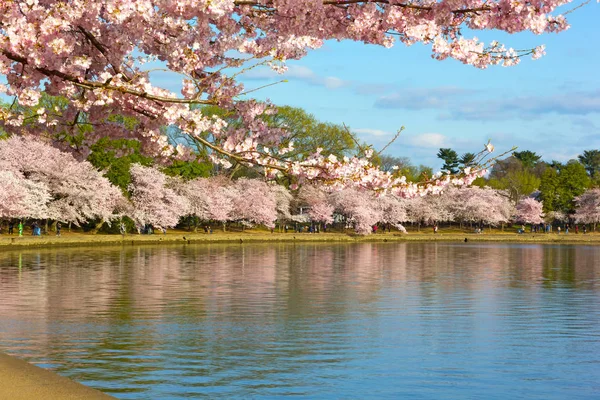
56,222,61,237
18,221,23,236
8,222,14,235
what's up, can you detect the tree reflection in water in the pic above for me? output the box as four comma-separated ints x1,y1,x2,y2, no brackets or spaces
0,243,599,399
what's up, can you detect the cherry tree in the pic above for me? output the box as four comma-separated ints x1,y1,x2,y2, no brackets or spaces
231,178,278,228
128,163,189,229
185,176,240,227
574,189,600,230
207,182,238,230
447,186,512,227
173,177,213,223
270,183,293,227
331,188,381,234
296,185,335,225
0,136,123,224
375,195,408,228
405,194,452,228
0,0,578,193
515,197,544,225
546,210,568,223
0,170,50,220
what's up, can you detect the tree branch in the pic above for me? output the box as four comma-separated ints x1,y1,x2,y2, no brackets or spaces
0,49,215,105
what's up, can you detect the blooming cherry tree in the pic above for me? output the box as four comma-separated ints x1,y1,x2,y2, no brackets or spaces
574,189,600,229
0,0,576,193
296,185,335,224
231,178,278,228
331,188,382,234
0,170,50,219
376,195,408,227
515,197,544,225
128,164,189,229
447,186,513,226
0,136,123,224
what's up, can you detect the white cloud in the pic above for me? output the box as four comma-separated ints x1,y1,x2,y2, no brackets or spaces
405,133,449,148
242,65,350,90
354,128,393,137
285,65,317,79
323,76,346,89
374,86,476,110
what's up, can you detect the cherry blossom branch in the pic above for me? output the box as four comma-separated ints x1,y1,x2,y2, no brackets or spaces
377,127,404,156
0,49,215,105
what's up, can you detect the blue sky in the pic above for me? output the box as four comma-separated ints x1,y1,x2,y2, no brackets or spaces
235,4,600,169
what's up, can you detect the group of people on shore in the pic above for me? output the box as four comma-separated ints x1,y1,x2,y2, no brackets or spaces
0,221,23,236
0,221,62,236
518,223,587,234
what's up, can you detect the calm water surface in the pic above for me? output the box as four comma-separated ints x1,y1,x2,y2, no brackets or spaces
1,242,600,399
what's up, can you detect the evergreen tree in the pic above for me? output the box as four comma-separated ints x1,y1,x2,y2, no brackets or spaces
459,152,477,169
513,150,542,169
578,150,600,178
437,148,460,174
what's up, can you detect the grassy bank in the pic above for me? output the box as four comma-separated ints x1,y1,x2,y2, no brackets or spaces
1,228,600,250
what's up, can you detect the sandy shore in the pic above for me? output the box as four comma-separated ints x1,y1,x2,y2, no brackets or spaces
1,230,599,250
0,352,114,399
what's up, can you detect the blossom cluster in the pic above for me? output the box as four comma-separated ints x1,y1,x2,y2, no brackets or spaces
0,0,582,194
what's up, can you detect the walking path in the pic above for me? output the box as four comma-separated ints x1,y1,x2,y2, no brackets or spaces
1,231,599,250
0,352,114,399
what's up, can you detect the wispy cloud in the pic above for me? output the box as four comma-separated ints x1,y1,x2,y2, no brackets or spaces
447,90,600,120
375,86,600,121
243,65,350,89
353,128,394,137
405,133,450,148
374,87,477,110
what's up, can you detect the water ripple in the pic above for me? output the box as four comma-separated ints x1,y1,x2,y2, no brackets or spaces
0,242,599,399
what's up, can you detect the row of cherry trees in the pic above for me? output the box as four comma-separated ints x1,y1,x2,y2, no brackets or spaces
3,137,599,234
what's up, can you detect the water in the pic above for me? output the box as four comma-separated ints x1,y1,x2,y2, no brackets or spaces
1,242,599,399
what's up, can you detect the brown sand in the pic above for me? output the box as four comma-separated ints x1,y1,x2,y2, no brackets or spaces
0,352,115,400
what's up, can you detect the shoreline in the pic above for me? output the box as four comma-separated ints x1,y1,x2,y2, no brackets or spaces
0,352,114,399
1,230,600,250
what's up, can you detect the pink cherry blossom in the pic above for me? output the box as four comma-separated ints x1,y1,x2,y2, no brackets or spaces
0,170,50,219
574,189,600,225
0,0,576,194
128,164,189,229
0,136,124,224
515,197,545,225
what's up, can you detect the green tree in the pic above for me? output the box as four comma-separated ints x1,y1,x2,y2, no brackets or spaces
162,160,213,180
486,156,541,204
539,167,561,213
437,148,459,174
578,149,600,179
265,106,358,161
539,160,590,213
414,165,434,181
488,169,541,205
459,152,476,169
87,138,154,192
204,105,362,181
513,150,542,169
